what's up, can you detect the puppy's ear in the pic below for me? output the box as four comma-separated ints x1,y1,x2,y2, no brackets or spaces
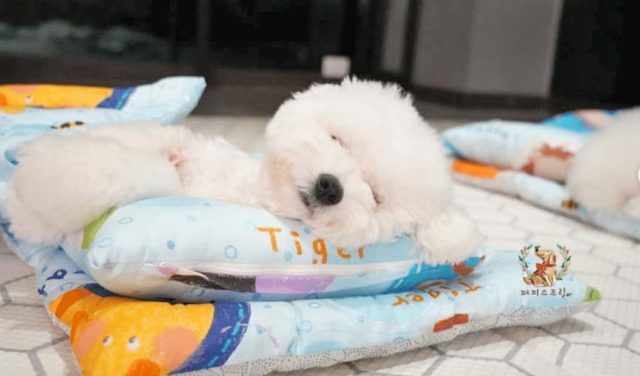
414,209,481,265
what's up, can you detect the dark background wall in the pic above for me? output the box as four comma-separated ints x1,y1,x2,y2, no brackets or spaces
0,0,637,107
552,0,626,102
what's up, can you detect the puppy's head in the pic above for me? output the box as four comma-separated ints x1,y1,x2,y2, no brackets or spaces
260,106,375,243
260,78,425,245
535,248,556,264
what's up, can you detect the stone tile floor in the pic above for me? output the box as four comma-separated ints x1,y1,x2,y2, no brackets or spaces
0,117,638,375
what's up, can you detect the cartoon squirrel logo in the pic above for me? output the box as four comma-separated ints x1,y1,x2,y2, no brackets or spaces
519,244,571,287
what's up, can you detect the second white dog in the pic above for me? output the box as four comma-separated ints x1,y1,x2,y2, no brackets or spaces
6,79,480,264
567,108,640,219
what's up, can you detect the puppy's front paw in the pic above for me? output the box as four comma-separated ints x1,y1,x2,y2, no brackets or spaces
415,209,481,265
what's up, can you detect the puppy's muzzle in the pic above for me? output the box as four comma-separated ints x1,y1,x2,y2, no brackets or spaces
313,173,343,206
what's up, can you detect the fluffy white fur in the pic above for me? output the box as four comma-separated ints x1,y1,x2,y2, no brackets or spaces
6,122,261,246
6,78,479,264
567,108,640,218
260,79,480,263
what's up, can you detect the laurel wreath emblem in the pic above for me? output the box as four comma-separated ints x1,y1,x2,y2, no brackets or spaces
518,244,571,283
518,244,535,281
555,244,571,280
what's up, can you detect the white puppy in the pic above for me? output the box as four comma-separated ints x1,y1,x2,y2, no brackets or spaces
567,108,640,218
260,79,479,263
6,78,479,264
6,123,261,246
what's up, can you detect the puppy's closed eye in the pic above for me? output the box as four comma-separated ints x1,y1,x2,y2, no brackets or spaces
330,135,345,147
372,189,383,205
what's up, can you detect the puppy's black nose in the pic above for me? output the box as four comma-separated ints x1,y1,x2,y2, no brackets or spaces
313,173,343,206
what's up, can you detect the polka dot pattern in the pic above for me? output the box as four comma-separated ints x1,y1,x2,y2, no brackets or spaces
98,238,113,248
224,245,238,259
300,321,313,333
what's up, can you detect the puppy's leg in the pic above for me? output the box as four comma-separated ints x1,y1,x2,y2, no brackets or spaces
88,122,200,156
414,208,481,264
6,134,182,245
4,188,66,245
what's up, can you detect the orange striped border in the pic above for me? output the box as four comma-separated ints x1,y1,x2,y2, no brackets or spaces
452,159,502,179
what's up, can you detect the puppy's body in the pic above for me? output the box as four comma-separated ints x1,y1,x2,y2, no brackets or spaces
7,79,479,264
567,108,640,218
7,123,260,245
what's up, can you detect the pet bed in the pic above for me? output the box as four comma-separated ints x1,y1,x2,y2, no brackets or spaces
442,111,640,241
1,227,599,375
0,80,599,375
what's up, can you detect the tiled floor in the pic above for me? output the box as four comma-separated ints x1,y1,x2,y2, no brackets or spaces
0,117,639,375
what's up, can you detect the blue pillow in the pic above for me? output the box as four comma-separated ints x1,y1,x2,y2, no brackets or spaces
0,76,205,127
63,197,482,302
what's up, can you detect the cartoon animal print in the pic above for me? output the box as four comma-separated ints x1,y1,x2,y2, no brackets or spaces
48,286,250,375
521,143,575,182
433,313,469,332
0,91,25,113
51,120,85,130
49,287,213,375
452,261,475,276
561,198,579,210
523,248,557,287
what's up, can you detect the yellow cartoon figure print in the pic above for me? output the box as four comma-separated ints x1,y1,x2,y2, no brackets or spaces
0,84,114,112
49,288,214,376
